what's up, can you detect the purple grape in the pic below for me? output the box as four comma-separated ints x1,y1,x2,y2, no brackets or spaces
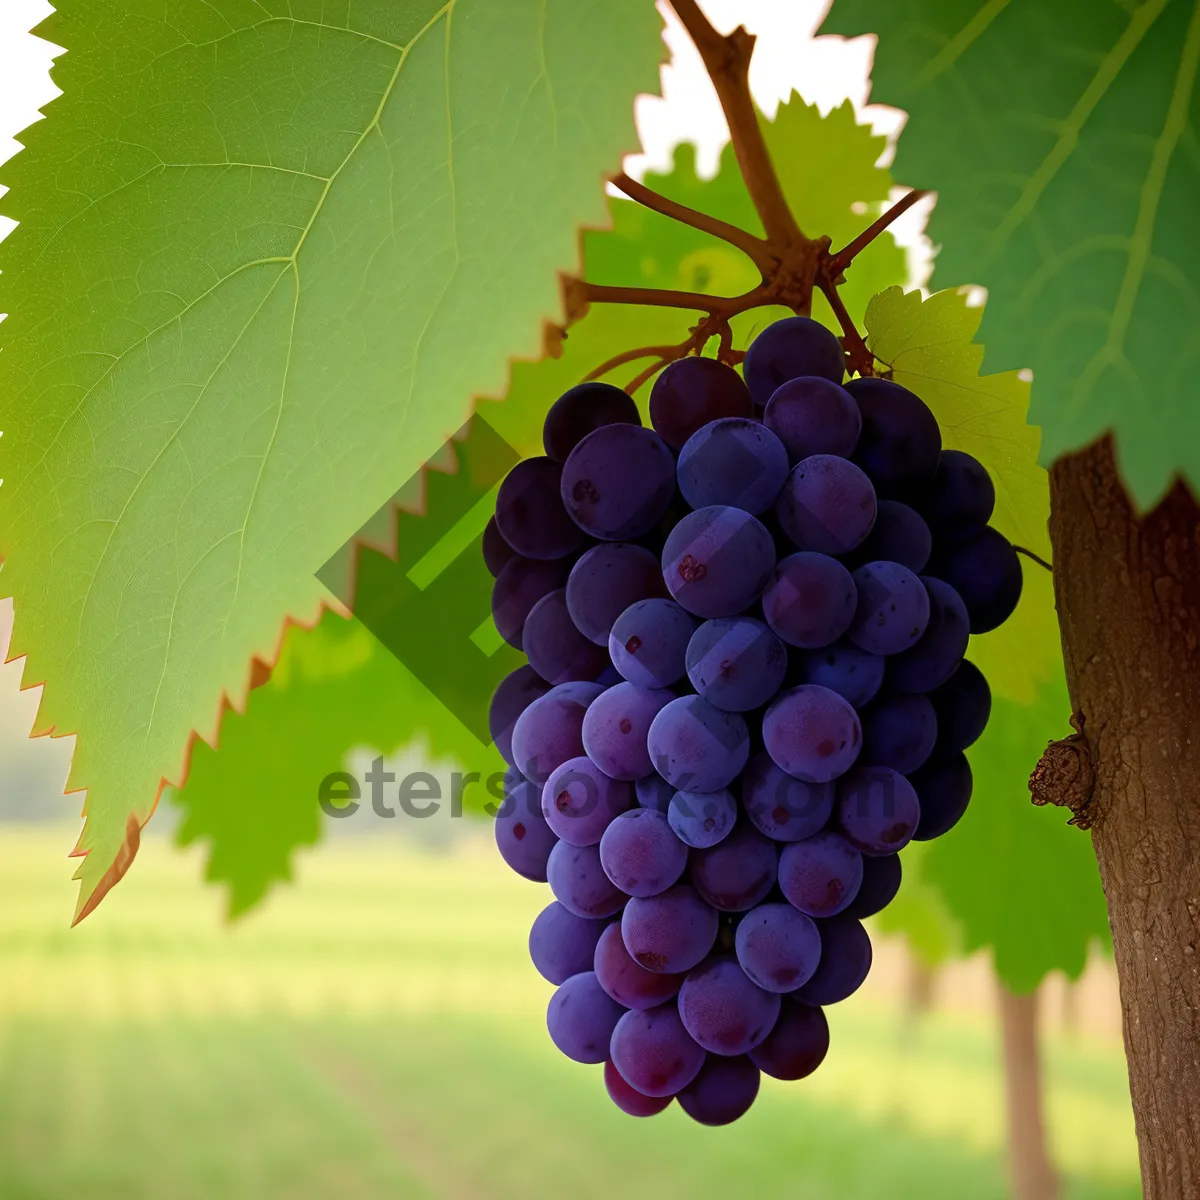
561,424,676,540
529,902,607,985
888,577,969,694
488,666,552,764
677,418,789,515
495,456,588,560
927,527,1023,634
794,915,872,1005
740,752,834,843
523,589,610,685
608,598,696,689
743,316,845,404
668,788,737,849
762,685,862,783
610,1004,707,1098
921,449,995,536
542,756,633,847
494,783,558,882
594,921,684,1008
621,884,718,973
930,660,991,751
797,642,885,709
582,682,674,781
735,902,822,993
836,765,921,855
750,1000,829,1080
776,454,877,556
648,356,753,449
604,1058,673,1117
911,751,973,840
690,824,778,912
646,695,750,792
847,561,931,655
849,500,932,573
847,377,942,492
483,516,517,577
635,772,675,814
547,971,625,1064
778,831,863,918
661,506,776,619
763,375,861,462
677,1055,761,1125
685,617,787,712
491,556,572,649
547,842,627,919
842,853,902,919
566,543,668,646
860,693,938,775
761,552,857,649
510,681,604,783
543,381,641,463
599,808,687,897
678,956,781,1055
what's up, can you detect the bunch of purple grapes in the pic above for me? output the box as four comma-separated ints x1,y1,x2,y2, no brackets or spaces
485,315,1013,1125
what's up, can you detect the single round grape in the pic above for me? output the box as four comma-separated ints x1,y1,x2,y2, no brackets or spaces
842,853,902,920
668,788,738,849
678,956,781,1055
566,542,668,646
599,808,687,897
921,449,995,535
610,1004,707,1098
847,561,931,656
482,515,518,577
930,660,991,751
690,824,779,912
743,316,845,404
860,693,938,775
523,589,610,685
794,915,872,1005
778,832,864,918
604,1058,673,1117
762,685,862,783
582,681,674,781
547,841,627,919
764,375,861,462
662,505,776,619
495,457,587,560
735,902,823,993
836,765,921,855
528,902,607,984
648,356,754,449
911,751,973,840
594,922,684,1009
776,454,877,556
543,381,642,462
849,500,932,573
608,597,696,689
797,641,885,709
621,884,718,973
678,1055,761,1126
740,752,834,843
749,1000,829,1080
677,418,789,515
494,785,558,882
510,681,604,783
542,755,632,847
927,527,1023,634
888,577,969,694
646,695,750,792
685,617,787,712
635,772,675,814
761,552,857,649
491,556,572,649
488,666,552,764
846,377,942,492
547,971,625,1064
561,424,676,541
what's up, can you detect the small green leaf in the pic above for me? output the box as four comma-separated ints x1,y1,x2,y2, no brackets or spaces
875,842,963,969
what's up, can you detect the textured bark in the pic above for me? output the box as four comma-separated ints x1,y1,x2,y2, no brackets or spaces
998,983,1059,1200
1049,436,1200,1198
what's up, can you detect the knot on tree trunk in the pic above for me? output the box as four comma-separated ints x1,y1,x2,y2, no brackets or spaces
1028,712,1096,829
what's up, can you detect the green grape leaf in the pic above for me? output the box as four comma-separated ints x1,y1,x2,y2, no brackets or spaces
874,842,963,969
823,0,1200,508
0,0,662,920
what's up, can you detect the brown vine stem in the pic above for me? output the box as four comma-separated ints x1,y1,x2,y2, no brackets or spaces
817,273,875,378
1014,545,1054,573
829,189,930,275
579,282,759,314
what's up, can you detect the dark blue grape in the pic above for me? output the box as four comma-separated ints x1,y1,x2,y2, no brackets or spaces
677,1055,761,1125
547,971,625,1064
649,356,753,449
608,598,696,689
921,449,995,536
662,505,776,619
690,824,778,912
566,542,668,646
677,418,789,514
495,457,587,559
797,641,885,709
749,1000,829,1079
491,556,572,649
735,902,822,993
846,377,941,492
927,527,1023,634
604,1058,673,1117
849,500,931,573
685,617,787,711
743,316,845,404
776,454,877,556
621,884,718,973
599,808,687,897
647,695,750,792
911,751,973,840
510,681,604,783
523,589,610,685
594,921,684,1009
836,765,921,855
582,681,674,781
762,685,862,783
543,381,641,462
778,831,863,918
762,551,857,649
764,375,861,461
635,772,675,814
529,902,607,985
483,515,517,577
668,788,737,849
794,915,873,1005
842,853,902,920
859,693,938,775
678,956,781,1055
889,577,969,693
542,755,633,847
930,660,991,751
488,666,551,764
847,561,931,656
740,752,833,843
547,841,626,919
610,1003,707,1098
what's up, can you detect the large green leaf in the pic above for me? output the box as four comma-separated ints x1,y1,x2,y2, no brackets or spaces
0,0,662,919
823,0,1200,507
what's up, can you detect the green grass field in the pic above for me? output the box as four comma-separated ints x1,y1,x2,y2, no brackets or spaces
0,829,1140,1199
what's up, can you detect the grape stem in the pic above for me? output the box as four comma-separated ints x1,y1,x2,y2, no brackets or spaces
829,189,930,276
1013,545,1054,573
816,271,876,379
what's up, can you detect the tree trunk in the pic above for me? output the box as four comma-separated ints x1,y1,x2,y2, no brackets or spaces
1048,436,1200,1198
998,982,1060,1200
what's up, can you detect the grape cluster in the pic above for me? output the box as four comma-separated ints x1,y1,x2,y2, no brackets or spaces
485,316,1013,1125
